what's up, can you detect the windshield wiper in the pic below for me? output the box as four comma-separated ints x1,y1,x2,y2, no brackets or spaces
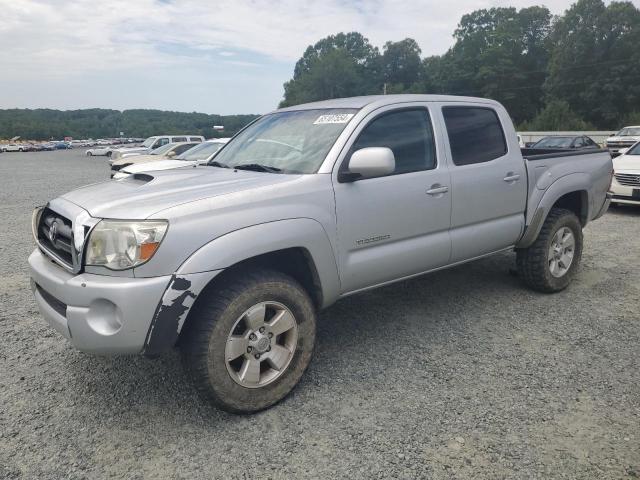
233,163,281,173
207,161,230,168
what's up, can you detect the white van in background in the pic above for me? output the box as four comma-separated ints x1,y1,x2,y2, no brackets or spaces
110,134,204,161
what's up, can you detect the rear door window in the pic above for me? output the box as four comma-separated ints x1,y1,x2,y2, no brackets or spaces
442,107,507,166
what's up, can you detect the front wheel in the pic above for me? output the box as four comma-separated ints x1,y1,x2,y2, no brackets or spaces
180,269,316,413
516,208,583,293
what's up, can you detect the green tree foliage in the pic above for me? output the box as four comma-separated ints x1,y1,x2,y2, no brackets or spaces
0,109,258,141
545,0,640,127
518,100,595,130
281,0,640,129
425,6,552,125
280,32,381,107
380,38,423,90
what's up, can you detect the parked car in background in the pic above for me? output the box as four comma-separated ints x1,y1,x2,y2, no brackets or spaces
530,135,599,150
611,141,640,206
2,144,28,152
112,139,230,179
52,142,72,150
110,142,200,176
85,145,116,157
29,94,612,413
606,126,640,156
110,135,205,160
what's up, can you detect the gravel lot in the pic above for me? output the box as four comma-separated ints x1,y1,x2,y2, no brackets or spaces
1,149,639,479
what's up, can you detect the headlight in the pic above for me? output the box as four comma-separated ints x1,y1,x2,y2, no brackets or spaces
85,220,168,270
31,206,44,242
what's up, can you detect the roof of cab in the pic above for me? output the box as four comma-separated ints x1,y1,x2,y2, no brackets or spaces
275,94,499,113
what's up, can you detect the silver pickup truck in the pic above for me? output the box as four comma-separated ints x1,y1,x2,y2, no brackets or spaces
29,95,613,413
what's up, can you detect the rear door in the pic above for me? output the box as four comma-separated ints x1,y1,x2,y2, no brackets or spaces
440,104,526,262
332,104,452,293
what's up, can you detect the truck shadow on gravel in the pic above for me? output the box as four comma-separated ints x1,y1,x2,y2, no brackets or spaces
62,251,523,423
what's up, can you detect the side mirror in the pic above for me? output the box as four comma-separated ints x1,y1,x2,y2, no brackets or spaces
166,151,177,158
339,147,395,182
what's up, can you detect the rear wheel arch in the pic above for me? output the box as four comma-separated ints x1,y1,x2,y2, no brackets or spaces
551,190,588,226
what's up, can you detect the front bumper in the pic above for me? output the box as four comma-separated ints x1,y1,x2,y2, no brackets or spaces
611,177,640,205
29,248,171,354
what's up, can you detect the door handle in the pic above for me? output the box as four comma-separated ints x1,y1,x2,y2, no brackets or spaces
503,173,521,182
426,185,449,195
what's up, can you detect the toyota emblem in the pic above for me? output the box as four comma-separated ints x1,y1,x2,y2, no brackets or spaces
49,221,58,244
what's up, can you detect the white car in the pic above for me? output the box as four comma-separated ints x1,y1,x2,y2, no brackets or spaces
85,146,115,157
113,139,229,179
606,126,640,156
611,141,640,206
2,144,28,152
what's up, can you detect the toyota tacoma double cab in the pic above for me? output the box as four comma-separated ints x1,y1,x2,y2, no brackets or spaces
29,95,613,413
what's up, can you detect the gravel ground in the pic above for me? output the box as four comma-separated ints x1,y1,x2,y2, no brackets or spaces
1,149,639,479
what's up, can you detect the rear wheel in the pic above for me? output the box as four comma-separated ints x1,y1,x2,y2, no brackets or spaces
86,151,92,156
181,269,316,413
516,208,583,293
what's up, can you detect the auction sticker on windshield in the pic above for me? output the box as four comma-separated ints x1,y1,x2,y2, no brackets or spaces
314,114,354,125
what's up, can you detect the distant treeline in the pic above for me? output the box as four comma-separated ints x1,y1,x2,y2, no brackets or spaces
280,0,640,130
0,109,259,140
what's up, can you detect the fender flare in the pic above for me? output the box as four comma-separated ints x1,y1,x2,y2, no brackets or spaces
517,173,590,248
143,218,340,355
177,218,341,307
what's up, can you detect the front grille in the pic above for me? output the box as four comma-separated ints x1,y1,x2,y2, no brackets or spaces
615,173,640,187
608,141,635,148
37,207,75,269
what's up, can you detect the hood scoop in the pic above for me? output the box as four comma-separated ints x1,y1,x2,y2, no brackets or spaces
123,173,154,185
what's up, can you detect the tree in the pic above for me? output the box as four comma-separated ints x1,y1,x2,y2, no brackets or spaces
545,0,640,128
280,32,381,107
380,38,422,91
518,100,594,130
435,6,551,124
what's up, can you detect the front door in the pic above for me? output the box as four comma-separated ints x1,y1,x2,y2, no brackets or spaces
332,106,452,294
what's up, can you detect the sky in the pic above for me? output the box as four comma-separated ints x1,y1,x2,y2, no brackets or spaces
0,0,635,115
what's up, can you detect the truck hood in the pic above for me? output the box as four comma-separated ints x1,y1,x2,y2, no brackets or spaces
613,154,640,171
123,159,196,173
61,167,303,219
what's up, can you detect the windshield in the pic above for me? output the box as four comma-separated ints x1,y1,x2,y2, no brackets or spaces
210,109,357,173
534,137,574,148
177,141,225,161
617,127,640,136
141,137,156,148
150,143,177,155
626,142,640,155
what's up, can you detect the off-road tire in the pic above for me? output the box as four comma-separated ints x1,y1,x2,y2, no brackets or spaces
180,268,316,413
516,208,583,293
